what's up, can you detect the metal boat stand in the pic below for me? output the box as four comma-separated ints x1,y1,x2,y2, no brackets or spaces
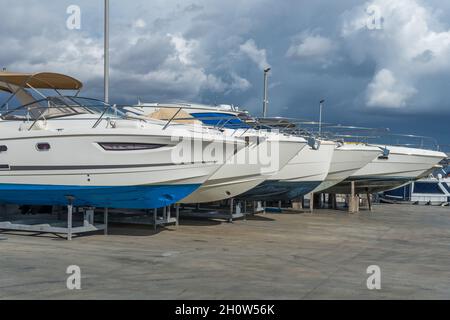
100,205,179,230
308,185,373,214
0,197,107,240
257,197,310,214
178,199,247,222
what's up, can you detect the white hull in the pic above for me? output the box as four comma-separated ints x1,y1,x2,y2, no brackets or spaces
240,140,335,200
181,136,307,203
325,145,446,194
127,103,309,203
313,144,382,193
0,117,244,208
271,140,336,183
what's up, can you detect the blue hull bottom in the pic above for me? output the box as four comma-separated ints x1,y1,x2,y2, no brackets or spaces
0,184,201,209
239,180,322,201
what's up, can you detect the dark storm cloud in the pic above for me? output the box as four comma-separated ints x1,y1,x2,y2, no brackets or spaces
1,0,450,144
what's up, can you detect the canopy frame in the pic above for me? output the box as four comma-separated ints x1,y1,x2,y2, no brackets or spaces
0,72,83,110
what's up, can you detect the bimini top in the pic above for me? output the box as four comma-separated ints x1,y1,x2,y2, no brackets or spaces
0,71,83,92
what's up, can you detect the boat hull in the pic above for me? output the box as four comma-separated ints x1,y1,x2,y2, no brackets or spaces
0,183,201,209
323,146,447,194
312,145,382,193
0,124,240,209
181,137,307,203
239,141,335,201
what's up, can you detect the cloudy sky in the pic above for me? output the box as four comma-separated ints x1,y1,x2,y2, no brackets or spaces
1,0,450,147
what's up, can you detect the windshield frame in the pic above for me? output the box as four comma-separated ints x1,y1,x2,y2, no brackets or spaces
0,96,127,129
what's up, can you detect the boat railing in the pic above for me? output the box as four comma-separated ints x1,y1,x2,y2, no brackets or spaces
0,96,126,129
123,105,260,134
243,117,442,151
320,124,441,151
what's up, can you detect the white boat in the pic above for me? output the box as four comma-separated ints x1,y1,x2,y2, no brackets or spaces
312,143,382,193
324,145,447,194
383,168,450,205
0,72,245,209
239,140,336,201
125,103,308,203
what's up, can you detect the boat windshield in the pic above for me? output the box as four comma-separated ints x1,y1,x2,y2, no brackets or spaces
0,96,125,121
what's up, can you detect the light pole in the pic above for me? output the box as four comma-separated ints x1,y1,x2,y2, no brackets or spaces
104,0,110,103
263,67,271,117
319,99,325,136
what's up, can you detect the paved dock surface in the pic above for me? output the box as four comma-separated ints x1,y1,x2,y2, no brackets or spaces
1,204,450,299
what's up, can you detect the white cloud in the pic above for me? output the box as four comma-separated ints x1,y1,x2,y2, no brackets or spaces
287,34,335,59
133,19,146,29
366,69,416,107
168,33,198,65
230,72,252,91
0,3,253,102
342,0,450,108
6,35,104,81
239,39,271,71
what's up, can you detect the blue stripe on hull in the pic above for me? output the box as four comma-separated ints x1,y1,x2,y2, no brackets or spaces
0,184,201,209
239,181,322,201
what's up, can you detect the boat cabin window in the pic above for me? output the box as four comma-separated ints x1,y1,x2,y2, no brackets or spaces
0,145,7,152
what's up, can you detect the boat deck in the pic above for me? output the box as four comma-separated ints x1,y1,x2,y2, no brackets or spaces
1,204,450,299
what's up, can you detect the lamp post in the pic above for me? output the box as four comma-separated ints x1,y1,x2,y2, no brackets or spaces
319,99,325,136
262,67,271,117
104,0,110,103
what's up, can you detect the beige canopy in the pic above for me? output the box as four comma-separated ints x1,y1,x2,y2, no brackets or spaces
0,71,83,91
149,108,202,125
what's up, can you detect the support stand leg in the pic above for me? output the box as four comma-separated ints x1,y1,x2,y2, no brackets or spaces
367,189,372,212
349,182,360,213
229,198,234,223
175,204,180,229
349,181,355,213
104,207,108,236
243,201,247,221
66,196,74,241
153,208,157,231
84,208,94,227
292,198,303,210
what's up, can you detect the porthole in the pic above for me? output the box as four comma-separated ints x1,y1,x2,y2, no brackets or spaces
0,145,7,152
36,143,51,151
